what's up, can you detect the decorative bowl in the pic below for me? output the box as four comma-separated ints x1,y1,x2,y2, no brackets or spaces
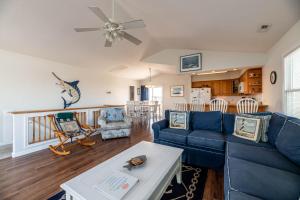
123,155,147,170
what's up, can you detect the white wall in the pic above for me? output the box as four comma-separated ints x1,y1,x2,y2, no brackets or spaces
140,74,191,111
0,49,138,145
263,19,300,112
144,49,267,72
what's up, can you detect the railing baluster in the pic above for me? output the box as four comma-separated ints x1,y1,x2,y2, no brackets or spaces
32,117,36,143
49,118,52,139
44,116,47,141
38,116,41,142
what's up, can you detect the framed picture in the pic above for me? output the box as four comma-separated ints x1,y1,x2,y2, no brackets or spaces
169,111,188,130
233,116,261,142
170,85,184,97
180,53,202,72
137,88,141,95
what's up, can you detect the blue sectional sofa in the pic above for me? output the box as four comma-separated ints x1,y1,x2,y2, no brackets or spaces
152,111,300,200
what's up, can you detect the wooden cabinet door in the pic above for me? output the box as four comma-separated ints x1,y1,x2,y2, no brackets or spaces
211,80,221,96
220,80,233,96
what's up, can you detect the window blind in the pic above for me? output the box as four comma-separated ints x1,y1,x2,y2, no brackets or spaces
284,47,300,118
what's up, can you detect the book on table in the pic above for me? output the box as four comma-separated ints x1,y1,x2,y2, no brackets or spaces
94,170,139,200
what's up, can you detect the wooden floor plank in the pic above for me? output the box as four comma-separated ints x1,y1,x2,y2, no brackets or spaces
0,122,223,200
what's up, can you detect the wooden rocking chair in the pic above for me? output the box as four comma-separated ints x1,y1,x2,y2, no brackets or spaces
48,112,96,156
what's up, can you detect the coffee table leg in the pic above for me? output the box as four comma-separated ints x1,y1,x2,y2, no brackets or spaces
66,193,73,200
176,156,182,184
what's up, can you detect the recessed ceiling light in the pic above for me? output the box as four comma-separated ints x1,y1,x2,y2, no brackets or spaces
257,24,272,33
233,68,238,71
197,70,228,75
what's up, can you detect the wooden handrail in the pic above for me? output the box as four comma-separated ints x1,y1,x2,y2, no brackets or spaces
9,105,124,115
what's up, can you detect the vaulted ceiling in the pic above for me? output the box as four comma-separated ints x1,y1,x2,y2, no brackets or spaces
0,0,299,79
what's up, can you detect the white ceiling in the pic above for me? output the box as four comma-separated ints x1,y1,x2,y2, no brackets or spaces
0,0,299,79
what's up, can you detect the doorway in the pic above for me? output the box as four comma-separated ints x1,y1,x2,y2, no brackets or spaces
149,86,163,104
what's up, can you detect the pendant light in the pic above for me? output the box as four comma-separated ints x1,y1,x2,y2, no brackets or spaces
145,68,155,88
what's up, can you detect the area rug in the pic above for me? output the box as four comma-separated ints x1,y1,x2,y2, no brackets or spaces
48,164,207,200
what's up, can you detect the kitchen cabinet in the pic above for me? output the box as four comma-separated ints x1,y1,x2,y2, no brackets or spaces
191,67,262,96
240,68,262,94
220,80,233,96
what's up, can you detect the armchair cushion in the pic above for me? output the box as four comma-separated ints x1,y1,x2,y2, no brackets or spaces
191,111,222,133
100,121,131,131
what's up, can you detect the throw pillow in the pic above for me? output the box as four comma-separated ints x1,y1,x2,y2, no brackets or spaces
233,115,262,142
275,120,300,166
239,114,271,142
169,111,189,130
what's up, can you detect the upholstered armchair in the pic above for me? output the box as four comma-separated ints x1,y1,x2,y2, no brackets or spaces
98,107,132,140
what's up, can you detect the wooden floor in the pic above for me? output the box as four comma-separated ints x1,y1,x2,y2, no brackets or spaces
0,122,223,200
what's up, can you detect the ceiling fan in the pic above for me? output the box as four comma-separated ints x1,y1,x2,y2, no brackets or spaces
74,0,145,47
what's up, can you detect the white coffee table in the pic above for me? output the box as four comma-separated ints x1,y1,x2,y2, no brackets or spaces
61,141,183,200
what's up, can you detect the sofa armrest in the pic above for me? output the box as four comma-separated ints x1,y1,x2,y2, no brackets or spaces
152,119,169,140
124,115,132,124
98,117,107,128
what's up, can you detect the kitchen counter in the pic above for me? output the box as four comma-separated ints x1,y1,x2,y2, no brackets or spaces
194,104,268,113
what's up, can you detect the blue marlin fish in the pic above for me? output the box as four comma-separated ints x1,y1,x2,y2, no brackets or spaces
52,72,81,109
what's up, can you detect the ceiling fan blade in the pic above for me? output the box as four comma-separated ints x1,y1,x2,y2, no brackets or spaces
74,27,101,32
122,32,142,45
120,20,146,30
88,7,110,22
105,40,112,47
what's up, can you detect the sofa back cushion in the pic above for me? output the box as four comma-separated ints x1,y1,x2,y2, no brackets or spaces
276,119,300,166
267,113,287,146
223,113,236,135
191,111,222,133
102,108,125,122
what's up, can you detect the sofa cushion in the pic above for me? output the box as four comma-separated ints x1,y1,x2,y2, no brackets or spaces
227,142,300,174
276,120,300,166
227,190,262,200
267,112,287,146
191,111,222,133
226,134,273,149
159,128,190,145
226,157,300,200
187,130,225,151
223,113,236,135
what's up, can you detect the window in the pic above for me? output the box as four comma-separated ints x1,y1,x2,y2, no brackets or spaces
284,47,300,118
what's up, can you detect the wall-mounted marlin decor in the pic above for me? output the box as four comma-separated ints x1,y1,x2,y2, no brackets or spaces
52,72,81,109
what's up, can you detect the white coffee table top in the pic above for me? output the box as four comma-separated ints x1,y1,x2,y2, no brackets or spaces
61,141,183,200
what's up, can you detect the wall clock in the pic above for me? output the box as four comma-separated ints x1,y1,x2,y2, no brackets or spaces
270,71,277,84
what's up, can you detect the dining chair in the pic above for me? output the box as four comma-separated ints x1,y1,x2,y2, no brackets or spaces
174,103,188,111
190,102,206,112
209,98,228,113
237,98,258,113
